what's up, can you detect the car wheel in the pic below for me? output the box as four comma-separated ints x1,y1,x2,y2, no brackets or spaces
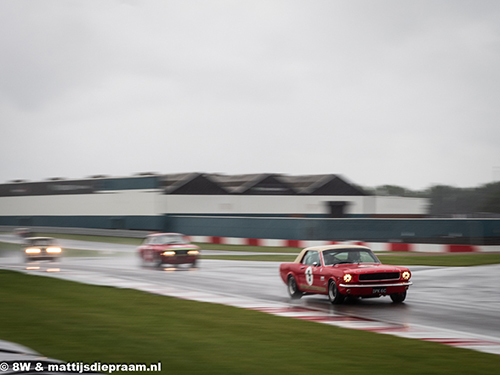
155,255,163,267
328,280,345,304
287,275,302,299
390,291,407,303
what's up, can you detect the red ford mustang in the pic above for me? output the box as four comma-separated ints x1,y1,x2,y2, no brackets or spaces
138,233,200,267
279,245,412,304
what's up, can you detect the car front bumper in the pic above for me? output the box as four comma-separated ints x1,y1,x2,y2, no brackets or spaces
338,281,412,296
160,255,198,265
25,255,60,261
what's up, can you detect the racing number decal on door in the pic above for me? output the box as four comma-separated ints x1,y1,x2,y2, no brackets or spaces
305,266,313,286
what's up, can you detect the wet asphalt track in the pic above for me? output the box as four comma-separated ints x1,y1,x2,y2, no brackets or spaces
1,235,500,343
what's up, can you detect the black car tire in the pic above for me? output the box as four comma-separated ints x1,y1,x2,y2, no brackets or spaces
328,280,345,304
390,291,407,303
155,255,163,267
287,275,302,299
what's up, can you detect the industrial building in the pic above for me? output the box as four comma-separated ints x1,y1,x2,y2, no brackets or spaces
0,172,427,227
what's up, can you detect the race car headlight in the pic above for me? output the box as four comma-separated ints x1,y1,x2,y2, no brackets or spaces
162,251,176,256
25,248,41,254
402,271,411,280
187,250,199,256
46,247,62,254
343,274,352,283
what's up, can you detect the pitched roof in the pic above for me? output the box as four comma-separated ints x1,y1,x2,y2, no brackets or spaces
209,173,295,194
161,173,228,194
278,174,367,196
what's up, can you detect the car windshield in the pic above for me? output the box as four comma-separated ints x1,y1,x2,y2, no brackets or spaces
322,249,380,266
155,235,187,245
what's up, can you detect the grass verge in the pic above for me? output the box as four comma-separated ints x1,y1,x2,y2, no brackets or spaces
377,252,500,267
0,270,499,374
201,252,500,266
194,242,302,253
201,254,297,262
32,232,143,245
0,241,19,253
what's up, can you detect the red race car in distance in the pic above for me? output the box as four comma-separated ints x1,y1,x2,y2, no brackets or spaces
279,245,412,304
138,233,200,268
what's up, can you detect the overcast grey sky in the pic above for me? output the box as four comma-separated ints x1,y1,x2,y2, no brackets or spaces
1,0,499,190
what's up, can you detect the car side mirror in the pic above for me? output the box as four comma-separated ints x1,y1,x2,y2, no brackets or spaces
313,262,319,267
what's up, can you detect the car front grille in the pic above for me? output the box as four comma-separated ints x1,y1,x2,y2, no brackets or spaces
175,250,188,255
359,272,400,281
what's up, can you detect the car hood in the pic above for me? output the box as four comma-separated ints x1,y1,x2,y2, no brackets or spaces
0,339,88,375
148,244,199,250
0,339,42,354
139,243,200,250
0,339,104,375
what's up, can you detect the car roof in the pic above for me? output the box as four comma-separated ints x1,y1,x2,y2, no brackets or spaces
25,237,55,241
147,232,183,237
303,244,371,252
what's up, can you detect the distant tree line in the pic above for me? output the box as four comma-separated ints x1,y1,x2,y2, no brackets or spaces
363,181,500,217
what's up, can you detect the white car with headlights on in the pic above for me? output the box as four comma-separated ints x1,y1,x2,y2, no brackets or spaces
23,237,62,262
